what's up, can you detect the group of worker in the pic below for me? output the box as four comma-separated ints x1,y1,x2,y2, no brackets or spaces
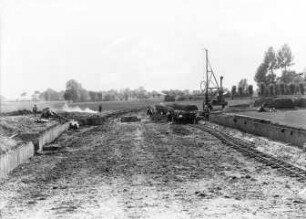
257,103,277,113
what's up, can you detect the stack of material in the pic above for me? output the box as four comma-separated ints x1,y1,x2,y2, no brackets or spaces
121,116,141,123
167,104,198,111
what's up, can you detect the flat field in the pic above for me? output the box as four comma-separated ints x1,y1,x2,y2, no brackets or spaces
0,99,164,113
0,101,66,113
237,109,306,129
0,97,253,114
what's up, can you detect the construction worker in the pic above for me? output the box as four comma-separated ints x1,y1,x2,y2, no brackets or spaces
203,104,210,121
258,103,266,112
98,104,102,113
33,104,38,117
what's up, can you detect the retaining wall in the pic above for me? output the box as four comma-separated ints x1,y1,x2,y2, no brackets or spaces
0,142,34,178
37,122,70,152
0,109,140,178
210,113,306,147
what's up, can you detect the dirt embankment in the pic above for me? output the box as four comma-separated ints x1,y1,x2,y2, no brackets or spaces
0,115,59,136
0,111,306,218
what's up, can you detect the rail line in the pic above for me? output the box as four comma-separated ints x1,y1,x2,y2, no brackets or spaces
190,123,306,181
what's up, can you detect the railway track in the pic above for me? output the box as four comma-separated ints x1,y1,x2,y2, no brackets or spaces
190,123,306,182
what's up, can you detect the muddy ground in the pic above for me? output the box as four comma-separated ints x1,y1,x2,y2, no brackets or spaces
1,111,306,218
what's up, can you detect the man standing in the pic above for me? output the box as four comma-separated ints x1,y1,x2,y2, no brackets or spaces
98,104,102,113
203,104,210,121
33,104,38,117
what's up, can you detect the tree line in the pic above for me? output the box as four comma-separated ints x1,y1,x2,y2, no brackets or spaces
27,79,200,102
231,79,253,99
254,44,305,96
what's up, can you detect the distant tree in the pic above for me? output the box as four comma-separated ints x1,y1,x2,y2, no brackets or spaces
238,78,248,95
97,92,103,101
79,89,90,102
289,83,296,95
231,85,237,99
279,83,285,95
122,88,130,101
238,86,243,96
278,70,299,84
103,94,114,101
254,47,277,86
254,62,269,85
40,88,61,101
284,84,289,95
20,92,27,97
64,79,82,102
136,86,147,99
164,95,175,102
277,44,294,74
275,83,281,95
268,84,275,96
89,91,96,101
32,91,40,101
248,85,253,98
266,47,277,77
299,83,305,95
259,83,266,96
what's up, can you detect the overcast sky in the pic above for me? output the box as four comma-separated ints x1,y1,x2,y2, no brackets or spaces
1,0,306,99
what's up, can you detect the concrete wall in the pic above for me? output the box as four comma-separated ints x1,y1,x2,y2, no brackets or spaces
210,113,306,147
0,142,34,178
37,122,70,152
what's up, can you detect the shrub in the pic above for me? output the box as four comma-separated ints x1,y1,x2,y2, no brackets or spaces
274,98,295,109
299,83,305,95
275,83,281,95
238,86,243,96
279,83,285,95
248,85,253,97
259,83,266,96
284,84,289,95
176,96,187,101
253,97,273,107
295,98,306,107
164,95,175,102
268,84,275,96
289,83,296,95
231,86,237,99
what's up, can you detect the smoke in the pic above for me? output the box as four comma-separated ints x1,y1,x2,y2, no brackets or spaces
62,103,98,114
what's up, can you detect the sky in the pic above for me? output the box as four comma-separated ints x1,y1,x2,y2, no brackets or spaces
1,0,306,99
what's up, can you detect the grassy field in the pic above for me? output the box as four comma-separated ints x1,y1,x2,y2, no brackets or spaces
0,97,254,113
0,99,164,113
237,109,306,129
0,97,255,113
0,101,66,113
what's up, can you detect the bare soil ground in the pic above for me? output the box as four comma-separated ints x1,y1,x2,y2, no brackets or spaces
1,111,306,218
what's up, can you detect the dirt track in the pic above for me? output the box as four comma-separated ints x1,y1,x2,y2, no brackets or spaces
1,111,306,219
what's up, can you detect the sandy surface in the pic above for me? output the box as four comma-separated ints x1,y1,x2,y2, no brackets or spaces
1,111,306,218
